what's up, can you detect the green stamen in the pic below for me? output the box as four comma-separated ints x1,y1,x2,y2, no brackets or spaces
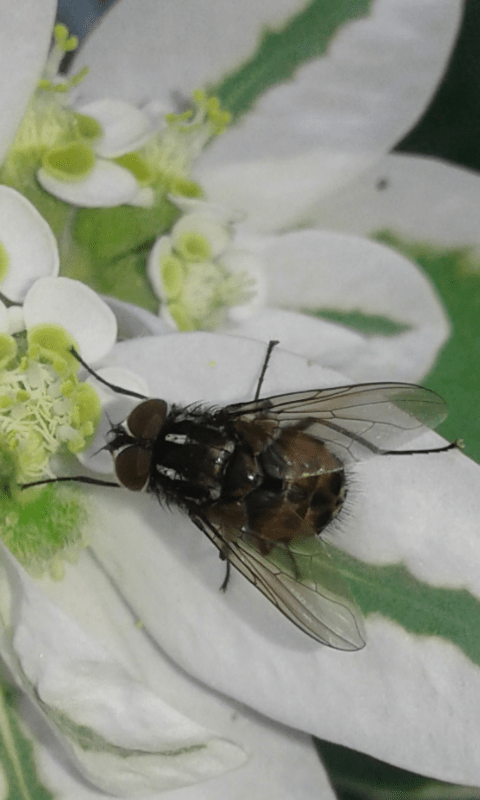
0,482,88,577
0,324,101,574
0,326,101,484
54,22,78,53
142,91,231,194
162,259,254,331
176,232,212,262
0,241,9,282
114,152,154,186
0,335,16,371
41,23,79,87
27,323,80,375
41,142,96,182
74,112,103,143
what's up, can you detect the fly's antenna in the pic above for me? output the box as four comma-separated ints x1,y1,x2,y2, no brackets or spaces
254,340,279,401
70,347,148,400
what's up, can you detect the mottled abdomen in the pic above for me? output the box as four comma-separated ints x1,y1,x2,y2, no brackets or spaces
220,425,346,544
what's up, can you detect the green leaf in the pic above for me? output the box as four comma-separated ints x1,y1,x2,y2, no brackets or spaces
213,0,373,119
316,739,480,799
0,682,54,800
330,545,480,667
303,308,411,337
374,233,480,465
72,200,177,263
62,196,179,310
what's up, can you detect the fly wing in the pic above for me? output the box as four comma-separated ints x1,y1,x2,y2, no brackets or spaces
227,382,448,465
193,512,366,651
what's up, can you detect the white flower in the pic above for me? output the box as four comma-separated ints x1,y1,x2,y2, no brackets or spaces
0,0,460,385
1,2,479,798
147,201,264,330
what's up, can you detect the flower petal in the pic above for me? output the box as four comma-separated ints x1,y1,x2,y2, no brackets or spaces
229,307,367,374
0,0,56,161
105,295,171,339
37,159,140,207
311,152,480,246
245,229,449,381
23,277,117,363
77,98,154,158
33,539,332,799
0,187,59,302
87,333,480,786
31,714,333,800
75,0,461,230
0,544,247,795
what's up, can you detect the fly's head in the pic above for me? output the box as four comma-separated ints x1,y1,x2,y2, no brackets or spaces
106,399,169,491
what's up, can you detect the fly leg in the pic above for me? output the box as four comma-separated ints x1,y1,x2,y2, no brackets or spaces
254,340,279,401
219,554,231,592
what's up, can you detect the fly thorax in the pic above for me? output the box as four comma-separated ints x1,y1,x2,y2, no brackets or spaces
153,414,235,503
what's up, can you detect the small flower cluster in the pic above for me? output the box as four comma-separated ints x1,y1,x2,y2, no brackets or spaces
0,324,100,485
147,199,264,329
0,24,264,332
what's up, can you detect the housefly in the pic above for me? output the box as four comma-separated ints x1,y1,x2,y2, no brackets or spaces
25,342,458,650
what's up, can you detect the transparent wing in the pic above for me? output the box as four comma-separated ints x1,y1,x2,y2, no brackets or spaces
227,382,448,464
193,512,366,651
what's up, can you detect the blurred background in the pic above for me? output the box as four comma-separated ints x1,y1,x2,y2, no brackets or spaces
56,0,480,175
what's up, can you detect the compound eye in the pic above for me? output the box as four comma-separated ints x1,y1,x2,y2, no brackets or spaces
127,399,167,440
115,445,151,491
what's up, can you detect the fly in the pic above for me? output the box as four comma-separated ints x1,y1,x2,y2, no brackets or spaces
24,341,459,650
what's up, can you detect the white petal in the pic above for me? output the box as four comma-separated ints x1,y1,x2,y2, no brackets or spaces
37,159,139,207
229,307,366,372
23,277,117,363
0,0,56,161
311,152,480,246
0,545,246,796
127,185,155,207
77,0,460,140
32,717,332,800
169,195,235,222
222,248,266,321
75,0,303,102
90,333,480,786
255,229,449,381
90,366,149,402
77,98,154,157
172,212,231,259
146,236,173,301
36,536,333,800
5,304,24,334
74,0,461,231
198,0,463,230
199,150,375,234
105,295,170,338
0,187,59,302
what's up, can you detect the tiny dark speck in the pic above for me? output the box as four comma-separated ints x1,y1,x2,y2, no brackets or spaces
376,178,389,191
